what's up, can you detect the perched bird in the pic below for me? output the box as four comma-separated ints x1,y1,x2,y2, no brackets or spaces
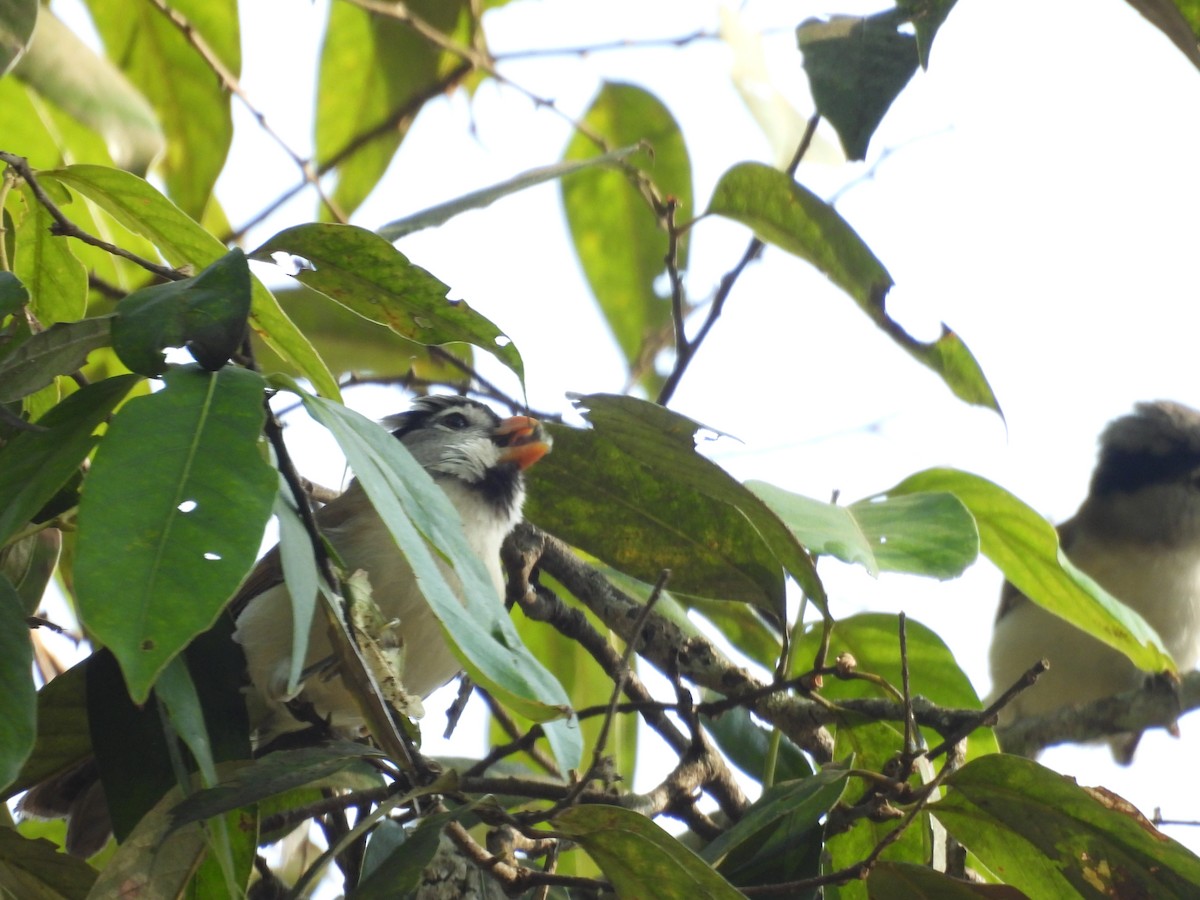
234,394,550,740
988,401,1200,762
19,394,550,856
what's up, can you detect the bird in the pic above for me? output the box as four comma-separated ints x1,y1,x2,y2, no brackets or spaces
18,393,551,857
988,401,1200,762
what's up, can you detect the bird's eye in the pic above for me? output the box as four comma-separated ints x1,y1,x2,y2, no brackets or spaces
441,412,470,429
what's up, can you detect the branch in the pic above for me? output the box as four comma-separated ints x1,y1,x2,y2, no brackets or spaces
145,0,345,223
0,152,183,281
505,523,836,761
505,525,1200,766
228,59,474,241
657,113,821,405
503,542,750,820
490,30,722,61
996,669,1200,758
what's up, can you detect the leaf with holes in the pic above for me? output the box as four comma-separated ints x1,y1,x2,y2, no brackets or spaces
112,248,251,375
43,165,339,399
73,365,276,701
251,223,523,384
708,162,999,415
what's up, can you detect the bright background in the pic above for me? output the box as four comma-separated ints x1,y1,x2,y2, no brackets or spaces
52,0,1200,854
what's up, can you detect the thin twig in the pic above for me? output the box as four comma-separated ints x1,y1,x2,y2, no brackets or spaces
444,820,610,895
542,570,671,818
595,569,669,758
491,30,720,61
0,152,183,281
663,198,688,373
925,658,1048,761
228,60,473,241
743,765,953,896
144,0,344,223
443,675,474,739
656,113,820,406
899,612,917,757
478,688,561,777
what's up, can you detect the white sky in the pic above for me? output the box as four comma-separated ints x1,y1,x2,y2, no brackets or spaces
53,0,1200,857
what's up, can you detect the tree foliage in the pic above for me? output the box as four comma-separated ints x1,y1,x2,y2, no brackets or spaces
1,0,1199,897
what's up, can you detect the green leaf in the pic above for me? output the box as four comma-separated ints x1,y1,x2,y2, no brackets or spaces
797,10,919,160
43,165,340,399
85,563,252,851
0,0,36,76
87,648,177,845
687,595,782,670
250,223,523,383
701,768,848,874
316,1,467,218
896,0,960,69
934,755,1200,897
13,185,87,326
82,0,238,218
0,317,112,403
794,613,999,759
797,613,983,704
74,365,276,701
0,528,61,615
1123,0,1200,71
748,481,978,579
168,742,385,832
554,804,744,899
155,657,218,787
0,270,28,316
0,826,97,899
378,145,645,240
701,704,811,785
294,389,581,773
11,9,163,173
2,657,87,800
707,162,1000,415
82,777,210,900
867,861,1024,899
505,572,638,781
0,374,138,547
890,468,1176,674
0,575,35,793
527,422,786,612
532,394,825,617
251,283,418,380
355,807,477,900
112,248,251,375
561,83,692,388
827,785,930,899
273,486,322,698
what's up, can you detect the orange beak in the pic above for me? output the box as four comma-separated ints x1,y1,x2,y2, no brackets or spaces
494,415,551,470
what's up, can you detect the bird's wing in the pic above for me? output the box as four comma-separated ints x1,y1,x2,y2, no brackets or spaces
228,484,367,619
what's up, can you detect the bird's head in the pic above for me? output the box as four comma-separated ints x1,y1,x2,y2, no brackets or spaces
1082,401,1200,545
385,395,551,519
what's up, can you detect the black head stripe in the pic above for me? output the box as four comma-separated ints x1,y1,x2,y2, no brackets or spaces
1091,401,1200,496
384,395,498,439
